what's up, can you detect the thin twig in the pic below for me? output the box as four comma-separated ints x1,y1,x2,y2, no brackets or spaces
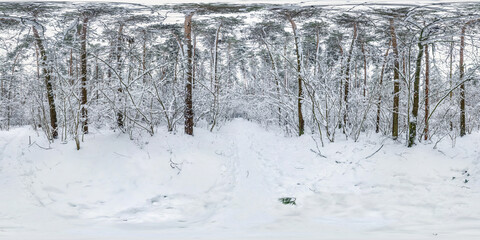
365,144,383,159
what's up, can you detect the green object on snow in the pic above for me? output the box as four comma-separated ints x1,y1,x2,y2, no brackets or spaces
279,197,296,205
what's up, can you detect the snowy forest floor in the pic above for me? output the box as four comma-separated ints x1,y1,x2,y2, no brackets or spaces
0,119,480,240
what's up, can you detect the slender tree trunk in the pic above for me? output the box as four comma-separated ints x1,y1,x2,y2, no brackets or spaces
80,16,88,134
408,29,425,147
376,40,391,133
142,29,147,84
460,24,466,137
343,22,358,133
287,14,304,136
338,44,344,130
314,28,320,78
210,22,222,132
362,40,367,98
459,20,476,137
424,44,429,140
116,24,124,129
69,48,74,84
95,59,99,100
193,32,197,88
390,19,400,140
32,26,58,139
184,12,195,136
449,41,454,131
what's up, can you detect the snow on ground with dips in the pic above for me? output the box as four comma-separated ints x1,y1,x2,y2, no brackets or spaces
0,119,480,239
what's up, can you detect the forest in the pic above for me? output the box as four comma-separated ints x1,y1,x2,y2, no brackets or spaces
0,2,479,147
1,1,480,239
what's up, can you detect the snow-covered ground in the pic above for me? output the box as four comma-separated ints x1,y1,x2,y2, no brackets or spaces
1,119,479,239
2,0,471,6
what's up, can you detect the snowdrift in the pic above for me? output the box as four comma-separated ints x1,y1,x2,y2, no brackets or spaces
0,119,479,239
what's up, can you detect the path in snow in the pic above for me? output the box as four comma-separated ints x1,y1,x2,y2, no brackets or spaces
1,119,480,239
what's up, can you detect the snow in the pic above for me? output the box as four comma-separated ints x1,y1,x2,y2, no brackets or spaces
1,0,470,6
1,119,480,239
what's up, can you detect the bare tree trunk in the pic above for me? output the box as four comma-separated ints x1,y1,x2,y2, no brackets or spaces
69,48,74,84
408,29,425,147
286,14,304,136
390,19,400,140
376,39,391,133
424,44,429,140
142,29,147,84
459,20,477,137
449,41,454,131
116,24,124,129
32,26,58,139
193,32,197,88
362,40,367,98
314,28,320,78
210,22,222,132
184,12,195,136
80,15,88,134
343,22,358,133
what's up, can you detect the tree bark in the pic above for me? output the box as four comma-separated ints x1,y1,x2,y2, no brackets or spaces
184,12,195,136
362,40,367,98
424,44,429,140
449,41,453,131
408,29,425,147
116,24,124,129
459,20,477,137
286,14,304,136
390,19,400,140
80,15,88,134
32,26,58,139
460,23,466,137
210,22,222,132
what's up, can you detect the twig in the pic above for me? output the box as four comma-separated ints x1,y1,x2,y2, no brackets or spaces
365,144,383,159
29,141,52,150
310,136,327,158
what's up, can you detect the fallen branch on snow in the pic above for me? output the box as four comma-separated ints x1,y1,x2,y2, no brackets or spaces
365,144,383,159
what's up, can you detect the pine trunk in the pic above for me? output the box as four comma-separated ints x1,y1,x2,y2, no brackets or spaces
32,26,58,139
184,13,195,136
408,29,424,147
116,24,124,129
287,15,304,136
80,16,88,134
424,44,429,140
390,19,400,140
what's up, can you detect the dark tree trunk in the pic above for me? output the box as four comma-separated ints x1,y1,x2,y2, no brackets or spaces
408,29,425,147
32,26,58,139
210,22,222,132
459,19,478,136
362,40,367,98
184,12,195,136
286,14,304,136
390,19,400,140
116,24,124,129
424,44,429,140
80,16,88,134
449,41,454,131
